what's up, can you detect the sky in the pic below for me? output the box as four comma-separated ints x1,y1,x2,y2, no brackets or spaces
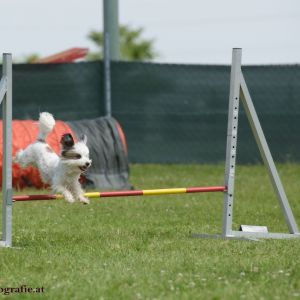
1,0,300,64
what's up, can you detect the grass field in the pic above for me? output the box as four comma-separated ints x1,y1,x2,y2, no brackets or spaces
0,164,300,299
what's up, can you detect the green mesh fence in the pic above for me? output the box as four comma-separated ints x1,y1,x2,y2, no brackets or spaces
2,61,300,163
10,62,104,120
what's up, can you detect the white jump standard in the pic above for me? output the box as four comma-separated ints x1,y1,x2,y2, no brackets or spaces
194,48,300,240
0,53,13,247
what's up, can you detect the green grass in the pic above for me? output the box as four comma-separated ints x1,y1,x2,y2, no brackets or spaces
0,164,300,299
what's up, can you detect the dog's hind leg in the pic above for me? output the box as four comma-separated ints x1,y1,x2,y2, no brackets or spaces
13,149,33,168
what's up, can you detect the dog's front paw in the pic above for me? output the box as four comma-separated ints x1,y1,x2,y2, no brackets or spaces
66,198,75,204
79,196,90,205
64,194,75,203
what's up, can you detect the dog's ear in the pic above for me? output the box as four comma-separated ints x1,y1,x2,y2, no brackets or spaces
60,133,74,149
80,134,87,145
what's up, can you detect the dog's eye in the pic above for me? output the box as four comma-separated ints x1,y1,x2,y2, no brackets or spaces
61,151,82,160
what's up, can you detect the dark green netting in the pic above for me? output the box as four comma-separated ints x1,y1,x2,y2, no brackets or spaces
2,61,300,163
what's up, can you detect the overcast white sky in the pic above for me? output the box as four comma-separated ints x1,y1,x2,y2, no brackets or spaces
1,0,300,64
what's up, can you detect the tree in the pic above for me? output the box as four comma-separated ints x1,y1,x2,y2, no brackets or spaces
23,54,40,63
87,25,158,61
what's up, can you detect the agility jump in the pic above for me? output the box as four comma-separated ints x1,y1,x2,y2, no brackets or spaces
1,49,300,247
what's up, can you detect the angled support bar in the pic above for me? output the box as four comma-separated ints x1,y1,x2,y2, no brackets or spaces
240,74,299,235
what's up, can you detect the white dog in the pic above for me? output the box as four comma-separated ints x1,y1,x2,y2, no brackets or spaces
14,112,92,204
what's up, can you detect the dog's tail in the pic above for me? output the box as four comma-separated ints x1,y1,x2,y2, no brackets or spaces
37,112,55,141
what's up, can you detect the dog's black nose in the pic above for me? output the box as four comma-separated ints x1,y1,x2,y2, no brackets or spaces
85,162,90,167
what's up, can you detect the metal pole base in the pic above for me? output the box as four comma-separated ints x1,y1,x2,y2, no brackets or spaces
192,233,259,241
0,241,10,247
192,232,300,241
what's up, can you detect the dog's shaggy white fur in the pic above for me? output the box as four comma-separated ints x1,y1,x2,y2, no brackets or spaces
14,112,92,204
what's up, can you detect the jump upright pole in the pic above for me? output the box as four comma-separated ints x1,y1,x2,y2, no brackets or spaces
13,186,226,202
0,54,13,248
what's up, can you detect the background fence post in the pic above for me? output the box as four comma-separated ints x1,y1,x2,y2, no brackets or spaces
103,32,112,117
103,0,119,61
103,0,119,117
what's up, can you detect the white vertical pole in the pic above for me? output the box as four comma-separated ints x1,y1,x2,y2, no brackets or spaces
1,53,13,247
222,49,242,237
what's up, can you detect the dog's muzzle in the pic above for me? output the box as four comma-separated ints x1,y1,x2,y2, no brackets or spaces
79,162,91,172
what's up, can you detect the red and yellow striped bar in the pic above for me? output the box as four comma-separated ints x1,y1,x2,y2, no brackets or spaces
12,186,226,202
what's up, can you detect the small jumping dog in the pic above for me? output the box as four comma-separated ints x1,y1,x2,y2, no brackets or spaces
14,112,92,204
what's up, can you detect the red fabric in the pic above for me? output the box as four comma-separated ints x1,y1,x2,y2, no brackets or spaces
0,120,75,189
115,120,128,155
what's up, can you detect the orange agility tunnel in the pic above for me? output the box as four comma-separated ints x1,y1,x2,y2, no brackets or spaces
0,116,129,190
0,119,74,189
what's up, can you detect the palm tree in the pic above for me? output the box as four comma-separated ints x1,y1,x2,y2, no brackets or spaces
87,25,158,61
